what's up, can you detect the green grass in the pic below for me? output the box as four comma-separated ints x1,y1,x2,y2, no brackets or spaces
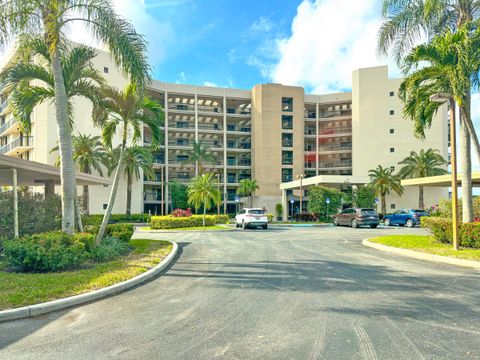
370,235,480,261
140,225,229,231
0,239,172,311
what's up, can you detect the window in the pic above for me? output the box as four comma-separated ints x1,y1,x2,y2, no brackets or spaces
391,204,396,210
282,168,293,182
282,115,293,129
390,166,395,171
282,97,293,112
389,129,394,134
389,110,395,115
389,91,394,97
176,155,188,162
103,203,108,210
282,151,293,165
282,133,293,147
103,67,109,74
390,148,395,153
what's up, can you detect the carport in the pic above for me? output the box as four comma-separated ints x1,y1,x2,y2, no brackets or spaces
401,172,480,187
279,175,370,220
0,154,110,237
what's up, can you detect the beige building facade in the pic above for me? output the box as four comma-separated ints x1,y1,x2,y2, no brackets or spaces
0,47,448,216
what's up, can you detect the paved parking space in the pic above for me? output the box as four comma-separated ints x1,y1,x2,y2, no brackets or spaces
1,226,479,359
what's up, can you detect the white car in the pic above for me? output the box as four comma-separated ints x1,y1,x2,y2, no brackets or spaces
235,208,268,229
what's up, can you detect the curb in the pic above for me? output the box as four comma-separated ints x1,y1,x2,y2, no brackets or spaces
137,226,234,233
363,239,480,270
0,241,178,323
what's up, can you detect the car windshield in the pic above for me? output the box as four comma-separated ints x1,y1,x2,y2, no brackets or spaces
248,210,265,215
360,209,376,214
414,210,427,213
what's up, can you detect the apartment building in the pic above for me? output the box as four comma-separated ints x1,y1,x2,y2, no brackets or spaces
0,47,448,215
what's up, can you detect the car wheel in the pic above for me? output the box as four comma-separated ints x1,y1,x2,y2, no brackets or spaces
384,218,390,226
406,219,414,228
351,219,359,228
242,221,247,230
370,224,378,229
262,224,268,230
333,218,339,226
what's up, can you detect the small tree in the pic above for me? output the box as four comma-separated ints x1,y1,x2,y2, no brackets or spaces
368,165,404,216
169,182,189,209
275,203,283,220
187,173,220,226
355,186,376,208
308,186,343,220
237,179,259,207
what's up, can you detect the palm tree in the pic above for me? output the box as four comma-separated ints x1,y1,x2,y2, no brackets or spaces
237,179,259,207
108,146,154,216
0,1,150,234
94,83,163,243
368,165,404,216
378,0,480,223
187,173,220,226
51,133,108,215
399,25,480,221
184,141,217,175
398,149,448,209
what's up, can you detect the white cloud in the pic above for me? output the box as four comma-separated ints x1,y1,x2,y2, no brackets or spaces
249,17,274,35
268,0,399,93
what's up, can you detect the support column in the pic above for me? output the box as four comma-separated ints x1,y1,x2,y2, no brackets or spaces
282,189,287,221
223,93,227,215
13,169,18,238
44,180,55,198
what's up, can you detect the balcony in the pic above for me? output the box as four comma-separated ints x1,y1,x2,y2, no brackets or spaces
0,136,34,156
0,98,8,115
198,123,223,132
227,158,251,167
226,108,251,116
0,117,20,137
318,144,352,152
318,110,352,120
168,122,195,131
226,124,251,133
169,177,191,183
317,127,352,137
168,103,195,113
197,105,223,114
227,142,251,150
168,139,193,148
144,192,163,203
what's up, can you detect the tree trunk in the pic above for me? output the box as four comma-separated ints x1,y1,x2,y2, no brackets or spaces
460,112,473,222
96,144,125,245
51,48,76,234
82,185,89,215
419,186,424,210
203,205,206,226
126,173,132,216
249,194,253,208
381,194,386,216
74,186,83,232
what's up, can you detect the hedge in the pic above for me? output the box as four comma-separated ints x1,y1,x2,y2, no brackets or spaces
150,215,216,229
82,214,149,226
421,217,480,248
84,223,134,242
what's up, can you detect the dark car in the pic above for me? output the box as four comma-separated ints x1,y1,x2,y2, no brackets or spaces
333,208,380,228
383,209,429,227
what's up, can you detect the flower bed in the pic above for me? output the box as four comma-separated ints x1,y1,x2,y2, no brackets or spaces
421,217,480,248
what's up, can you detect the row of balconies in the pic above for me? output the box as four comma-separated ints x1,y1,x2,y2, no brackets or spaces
168,103,251,116
166,122,251,133
0,136,34,155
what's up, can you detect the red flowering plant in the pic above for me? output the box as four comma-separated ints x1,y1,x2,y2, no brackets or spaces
171,208,193,218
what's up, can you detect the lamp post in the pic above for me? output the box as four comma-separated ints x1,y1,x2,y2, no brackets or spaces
215,172,221,215
296,174,305,213
430,93,459,250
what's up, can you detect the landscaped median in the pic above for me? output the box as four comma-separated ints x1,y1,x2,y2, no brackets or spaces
149,211,230,230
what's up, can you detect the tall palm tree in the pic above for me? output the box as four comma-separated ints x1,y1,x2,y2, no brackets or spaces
399,25,480,220
184,141,217,175
0,1,150,233
187,173,220,226
94,83,163,243
237,179,259,207
51,133,108,215
398,149,448,209
378,0,480,223
368,165,404,216
108,146,154,216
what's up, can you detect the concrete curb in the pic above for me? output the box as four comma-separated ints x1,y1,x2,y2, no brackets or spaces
0,241,178,323
363,239,480,270
137,225,234,233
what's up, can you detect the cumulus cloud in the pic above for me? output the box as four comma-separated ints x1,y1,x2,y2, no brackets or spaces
268,0,398,93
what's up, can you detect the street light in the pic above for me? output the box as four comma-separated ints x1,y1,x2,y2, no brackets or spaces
430,93,459,250
215,172,221,215
296,174,305,213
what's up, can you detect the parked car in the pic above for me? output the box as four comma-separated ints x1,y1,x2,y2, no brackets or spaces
333,208,380,228
383,209,429,227
235,208,268,229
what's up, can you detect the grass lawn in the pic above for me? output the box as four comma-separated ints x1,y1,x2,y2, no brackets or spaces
0,239,172,311
369,235,480,262
140,225,229,231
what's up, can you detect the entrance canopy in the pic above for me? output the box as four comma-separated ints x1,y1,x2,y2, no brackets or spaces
280,174,370,191
401,172,480,187
0,154,110,186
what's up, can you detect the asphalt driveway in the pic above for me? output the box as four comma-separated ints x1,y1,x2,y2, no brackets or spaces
1,226,479,359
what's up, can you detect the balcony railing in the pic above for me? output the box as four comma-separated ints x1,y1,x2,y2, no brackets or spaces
0,136,34,155
319,144,352,152
168,104,195,112
0,117,17,135
227,159,252,166
226,125,251,132
144,193,163,201
198,123,222,131
318,127,352,136
226,108,251,116
318,110,352,119
169,122,195,130
197,105,222,114
227,143,251,150
0,98,8,114
169,140,193,147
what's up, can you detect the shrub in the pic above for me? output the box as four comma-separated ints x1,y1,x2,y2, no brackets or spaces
458,223,480,248
308,186,343,218
150,215,216,229
421,217,453,243
171,208,193,217
355,186,376,208
214,215,230,224
275,204,283,219
4,231,88,272
267,213,274,223
72,232,96,252
294,213,318,222
82,214,149,226
83,223,134,242
89,237,131,262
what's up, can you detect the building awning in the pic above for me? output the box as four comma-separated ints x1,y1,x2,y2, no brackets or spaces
280,175,370,190
0,154,110,186
401,172,480,187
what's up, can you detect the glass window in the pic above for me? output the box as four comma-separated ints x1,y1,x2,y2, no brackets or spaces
282,168,293,182
390,110,395,115
390,148,395,153
282,115,293,129
391,203,396,210
389,91,394,97
248,210,265,215
282,151,293,165
282,97,293,112
389,129,394,134
282,133,293,147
